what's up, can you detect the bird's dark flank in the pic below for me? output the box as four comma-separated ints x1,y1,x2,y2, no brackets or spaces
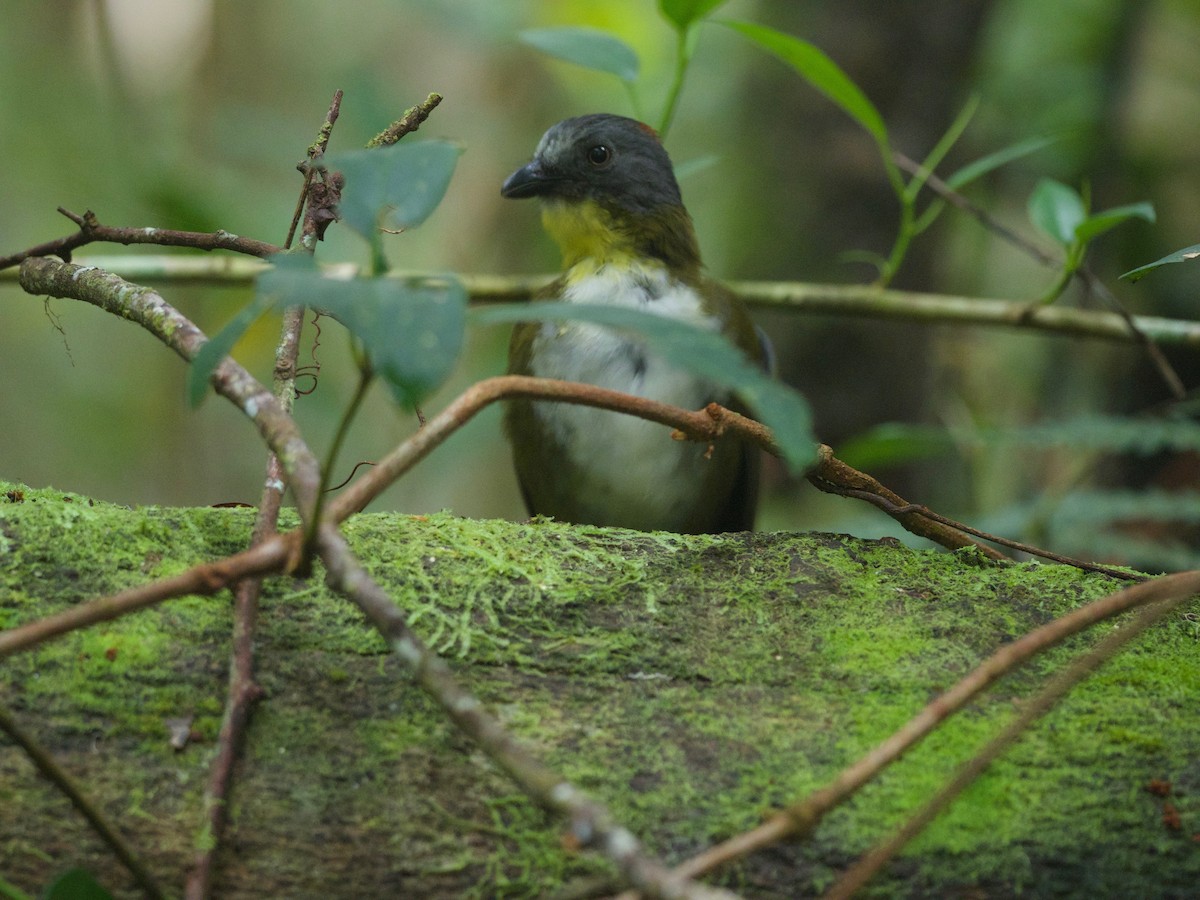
502,114,765,534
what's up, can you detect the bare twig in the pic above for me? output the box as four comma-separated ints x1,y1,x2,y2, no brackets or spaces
0,208,282,271
0,705,169,899
186,89,346,895
325,377,773,520
893,151,1055,265
824,576,1200,898
655,569,1200,890
1078,268,1186,399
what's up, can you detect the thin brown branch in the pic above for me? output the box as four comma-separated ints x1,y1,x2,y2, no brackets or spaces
658,569,1200,889
366,92,443,148
806,445,1008,560
0,535,292,658
0,208,283,271
326,375,759,520
812,471,1143,580
0,704,169,899
1079,268,1186,399
824,577,1200,898
189,81,335,890
325,377,1109,570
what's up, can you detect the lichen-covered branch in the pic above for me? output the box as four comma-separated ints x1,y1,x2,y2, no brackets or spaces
16,257,321,521
9,258,1200,348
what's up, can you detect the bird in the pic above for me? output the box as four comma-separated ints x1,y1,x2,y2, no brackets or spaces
501,113,767,534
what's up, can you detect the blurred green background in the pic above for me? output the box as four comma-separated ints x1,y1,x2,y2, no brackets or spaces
2,0,1199,560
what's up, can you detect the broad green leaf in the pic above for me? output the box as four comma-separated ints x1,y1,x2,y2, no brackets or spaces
42,869,113,900
519,27,639,82
332,140,461,244
659,0,729,31
1073,201,1155,244
1028,178,1085,246
471,302,815,472
945,135,1057,190
721,20,888,148
260,257,466,409
1121,242,1200,282
187,291,275,407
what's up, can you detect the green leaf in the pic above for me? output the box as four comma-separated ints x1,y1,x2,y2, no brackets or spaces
41,869,113,900
187,291,275,407
519,27,639,82
1073,201,1155,244
471,302,815,472
721,20,888,149
945,135,1057,190
332,140,461,244
659,0,729,31
1121,242,1200,282
259,257,467,409
1028,178,1086,246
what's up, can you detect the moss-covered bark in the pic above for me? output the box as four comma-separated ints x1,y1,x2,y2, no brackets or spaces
1,482,1197,898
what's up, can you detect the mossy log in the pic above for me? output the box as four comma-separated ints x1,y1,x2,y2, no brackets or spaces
1,482,1197,898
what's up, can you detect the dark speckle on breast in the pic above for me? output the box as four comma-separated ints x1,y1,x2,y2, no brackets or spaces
633,273,665,304
631,348,647,381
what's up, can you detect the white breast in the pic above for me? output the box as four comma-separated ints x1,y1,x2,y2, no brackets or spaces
527,263,724,518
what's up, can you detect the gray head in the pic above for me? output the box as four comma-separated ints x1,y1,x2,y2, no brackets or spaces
501,114,684,216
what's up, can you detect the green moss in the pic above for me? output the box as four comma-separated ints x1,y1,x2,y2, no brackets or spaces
2,481,1198,898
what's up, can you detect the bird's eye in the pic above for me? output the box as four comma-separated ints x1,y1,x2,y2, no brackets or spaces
587,145,612,167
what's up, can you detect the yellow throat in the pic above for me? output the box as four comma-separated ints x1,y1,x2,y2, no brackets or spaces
540,199,638,275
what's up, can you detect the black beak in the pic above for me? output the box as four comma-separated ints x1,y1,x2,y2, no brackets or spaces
501,160,556,199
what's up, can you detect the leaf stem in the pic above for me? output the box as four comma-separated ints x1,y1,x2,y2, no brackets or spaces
309,362,375,542
658,28,693,138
